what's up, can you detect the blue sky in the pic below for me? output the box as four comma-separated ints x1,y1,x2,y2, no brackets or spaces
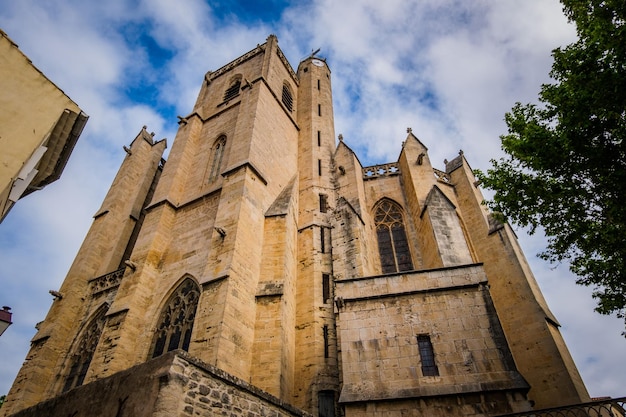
0,0,624,400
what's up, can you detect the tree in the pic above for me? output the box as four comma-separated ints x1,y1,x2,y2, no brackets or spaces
475,0,626,333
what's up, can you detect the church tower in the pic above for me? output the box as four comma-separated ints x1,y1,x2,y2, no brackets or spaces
293,54,339,412
3,36,590,417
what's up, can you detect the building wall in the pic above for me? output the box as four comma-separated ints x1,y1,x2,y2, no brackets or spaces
446,154,590,407
0,129,165,414
0,30,86,222
335,265,531,416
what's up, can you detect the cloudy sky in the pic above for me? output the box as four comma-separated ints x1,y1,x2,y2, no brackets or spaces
0,0,624,400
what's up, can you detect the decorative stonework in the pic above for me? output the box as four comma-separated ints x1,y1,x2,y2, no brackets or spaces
433,168,451,183
89,268,125,295
150,278,200,358
362,163,400,179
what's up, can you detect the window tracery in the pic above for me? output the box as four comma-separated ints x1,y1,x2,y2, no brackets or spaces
62,307,107,392
150,278,200,358
374,199,414,273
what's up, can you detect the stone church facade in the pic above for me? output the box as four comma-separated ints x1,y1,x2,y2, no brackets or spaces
2,36,590,417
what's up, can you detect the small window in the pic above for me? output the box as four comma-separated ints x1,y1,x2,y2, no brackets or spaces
320,227,326,254
322,274,330,303
323,325,329,358
318,104,321,116
417,334,439,376
223,79,241,102
318,159,322,176
317,130,321,146
319,194,328,213
317,79,320,90
282,84,294,112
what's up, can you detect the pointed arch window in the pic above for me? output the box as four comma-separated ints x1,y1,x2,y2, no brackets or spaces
150,278,200,358
62,307,107,392
374,199,413,273
209,136,226,183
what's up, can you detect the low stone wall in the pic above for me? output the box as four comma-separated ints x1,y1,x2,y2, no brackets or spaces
8,350,310,417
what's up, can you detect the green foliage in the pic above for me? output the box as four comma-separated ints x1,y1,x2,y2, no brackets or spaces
476,0,626,332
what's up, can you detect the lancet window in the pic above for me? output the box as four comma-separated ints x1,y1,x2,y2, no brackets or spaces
374,199,413,273
417,334,439,376
150,278,200,358
62,307,107,392
208,136,226,183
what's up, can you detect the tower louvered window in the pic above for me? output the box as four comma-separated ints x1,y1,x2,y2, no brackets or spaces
282,84,293,112
223,79,241,102
62,307,107,392
374,199,413,273
150,278,200,358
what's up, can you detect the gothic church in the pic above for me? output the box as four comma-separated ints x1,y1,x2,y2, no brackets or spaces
2,35,590,417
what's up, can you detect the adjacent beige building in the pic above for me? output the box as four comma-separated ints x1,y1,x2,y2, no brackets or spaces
0,29,88,222
2,36,590,417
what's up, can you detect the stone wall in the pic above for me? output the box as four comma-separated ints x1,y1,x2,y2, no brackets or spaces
335,265,531,416
343,392,531,417
7,351,310,417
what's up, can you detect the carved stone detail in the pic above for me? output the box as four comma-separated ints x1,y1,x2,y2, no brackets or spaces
89,268,125,295
362,163,400,179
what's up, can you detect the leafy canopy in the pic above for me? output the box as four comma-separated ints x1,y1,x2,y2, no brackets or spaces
476,0,626,332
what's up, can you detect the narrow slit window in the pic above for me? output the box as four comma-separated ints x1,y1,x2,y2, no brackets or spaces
320,227,326,254
318,104,321,116
318,159,322,176
319,194,328,213
417,334,439,376
322,274,330,303
323,325,329,358
317,130,321,147
317,79,320,90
